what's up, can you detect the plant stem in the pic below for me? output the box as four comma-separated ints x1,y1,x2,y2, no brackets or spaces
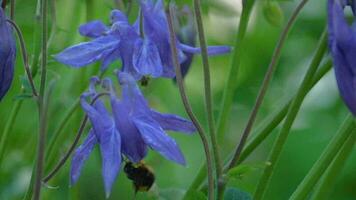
253,29,327,200
0,99,22,166
166,5,214,200
10,0,14,20
227,0,309,170
235,59,332,165
289,116,356,200
310,128,356,200
193,0,222,192
33,0,48,198
43,92,109,183
182,59,332,194
6,20,38,97
44,99,80,165
216,0,255,141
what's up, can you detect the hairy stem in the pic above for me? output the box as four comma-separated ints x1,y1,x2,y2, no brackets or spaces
166,5,215,200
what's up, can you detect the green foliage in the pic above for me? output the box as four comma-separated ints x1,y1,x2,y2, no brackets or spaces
263,1,284,27
224,188,252,200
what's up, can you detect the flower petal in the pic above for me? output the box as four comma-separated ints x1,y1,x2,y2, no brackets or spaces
133,114,186,165
70,129,98,185
133,39,163,78
54,35,119,68
179,43,231,56
110,9,128,24
0,8,16,101
79,20,109,38
111,96,148,163
99,124,121,198
101,48,121,71
150,110,196,134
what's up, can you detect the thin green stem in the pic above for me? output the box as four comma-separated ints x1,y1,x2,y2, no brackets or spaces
193,0,222,192
289,116,356,200
33,0,48,198
183,59,332,194
310,129,356,200
6,20,38,97
10,0,14,20
216,0,256,141
166,6,214,200
0,99,23,167
43,93,109,183
228,0,309,170
44,99,80,165
253,30,327,200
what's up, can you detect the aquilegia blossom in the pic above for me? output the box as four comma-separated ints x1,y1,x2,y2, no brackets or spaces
140,0,231,78
328,0,356,115
71,77,121,198
55,0,231,79
0,7,16,101
106,72,196,164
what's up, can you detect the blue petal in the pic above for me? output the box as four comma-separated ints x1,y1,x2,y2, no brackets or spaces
101,48,121,71
54,35,119,68
118,72,150,111
99,124,121,198
111,96,148,163
0,8,16,101
133,114,186,165
110,9,128,24
133,39,163,78
179,43,231,56
150,110,196,134
79,20,109,38
70,129,98,185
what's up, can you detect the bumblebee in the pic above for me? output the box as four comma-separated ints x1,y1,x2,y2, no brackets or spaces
124,161,155,193
140,76,150,86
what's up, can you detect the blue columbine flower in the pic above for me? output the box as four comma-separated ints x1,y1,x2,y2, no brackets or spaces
105,72,196,164
55,9,163,79
328,0,356,115
140,0,231,78
55,1,231,79
0,7,16,101
71,77,121,198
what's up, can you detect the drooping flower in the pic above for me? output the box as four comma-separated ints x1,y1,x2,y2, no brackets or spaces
140,0,231,78
71,77,121,198
328,0,356,115
105,72,196,165
0,7,16,101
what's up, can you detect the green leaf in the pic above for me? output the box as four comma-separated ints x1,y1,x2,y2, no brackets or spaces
13,93,33,101
263,1,284,27
227,162,270,180
19,75,32,93
224,187,252,200
182,190,206,200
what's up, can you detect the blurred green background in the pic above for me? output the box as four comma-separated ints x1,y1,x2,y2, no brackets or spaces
0,0,355,199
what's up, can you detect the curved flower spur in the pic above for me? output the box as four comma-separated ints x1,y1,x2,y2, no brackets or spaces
71,74,196,198
0,7,16,101
328,0,356,115
54,0,231,79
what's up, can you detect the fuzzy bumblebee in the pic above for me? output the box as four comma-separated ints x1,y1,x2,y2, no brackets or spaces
124,161,155,193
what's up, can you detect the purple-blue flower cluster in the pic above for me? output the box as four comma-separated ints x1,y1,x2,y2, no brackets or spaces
72,73,196,197
328,0,356,115
55,0,231,197
0,7,16,101
55,0,230,79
